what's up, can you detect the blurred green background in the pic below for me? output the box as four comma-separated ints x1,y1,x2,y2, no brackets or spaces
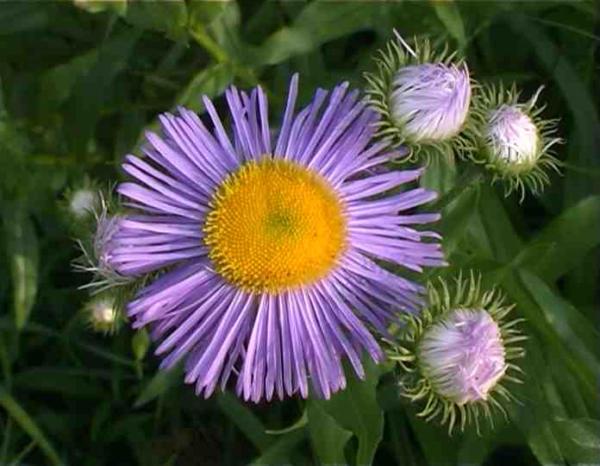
0,1,599,465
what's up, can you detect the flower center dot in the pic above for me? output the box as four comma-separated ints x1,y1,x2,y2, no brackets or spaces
204,159,346,293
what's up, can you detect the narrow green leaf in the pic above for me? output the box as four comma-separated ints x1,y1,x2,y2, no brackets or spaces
318,360,383,466
176,63,235,113
0,385,61,466
134,365,183,408
307,401,352,465
255,2,380,66
3,203,38,330
216,392,272,451
516,195,600,282
430,0,467,49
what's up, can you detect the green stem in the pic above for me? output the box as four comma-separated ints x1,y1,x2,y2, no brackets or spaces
432,166,485,211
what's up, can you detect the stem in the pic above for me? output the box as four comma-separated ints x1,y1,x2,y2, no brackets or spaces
431,165,485,211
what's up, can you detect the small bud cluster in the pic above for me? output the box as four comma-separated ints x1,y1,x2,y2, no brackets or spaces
366,32,562,199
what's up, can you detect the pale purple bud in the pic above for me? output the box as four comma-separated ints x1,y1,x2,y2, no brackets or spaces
390,63,471,143
486,105,539,166
418,309,507,405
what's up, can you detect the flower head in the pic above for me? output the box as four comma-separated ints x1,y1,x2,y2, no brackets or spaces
93,74,444,402
365,32,472,160
467,84,561,200
388,273,525,433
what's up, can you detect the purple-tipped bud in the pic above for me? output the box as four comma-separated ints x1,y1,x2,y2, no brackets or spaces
418,308,507,405
390,63,471,144
486,105,539,167
93,214,122,276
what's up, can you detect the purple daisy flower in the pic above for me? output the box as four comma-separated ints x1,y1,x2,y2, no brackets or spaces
107,75,444,402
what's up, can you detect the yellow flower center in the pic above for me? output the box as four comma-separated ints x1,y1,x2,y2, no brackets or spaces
204,159,346,293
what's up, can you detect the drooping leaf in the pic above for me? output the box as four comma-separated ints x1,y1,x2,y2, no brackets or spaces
318,360,383,466
217,392,272,451
307,401,352,465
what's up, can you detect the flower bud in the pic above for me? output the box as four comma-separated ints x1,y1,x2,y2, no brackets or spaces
85,295,119,333
69,188,98,219
418,308,507,405
486,105,539,167
387,274,525,433
365,32,472,161
468,85,561,200
390,63,470,144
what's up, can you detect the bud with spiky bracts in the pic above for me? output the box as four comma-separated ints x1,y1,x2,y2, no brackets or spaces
84,294,121,334
465,84,562,200
365,31,473,162
74,191,133,292
386,273,526,434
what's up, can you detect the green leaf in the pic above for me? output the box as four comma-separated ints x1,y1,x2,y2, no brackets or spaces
133,365,183,408
307,401,352,465
254,2,380,66
509,337,564,465
63,26,140,154
554,418,600,464
37,50,99,119
318,360,383,466
3,203,38,330
125,0,188,39
217,392,272,451
266,410,307,435
248,430,305,466
0,385,62,466
515,195,600,282
176,63,235,113
430,0,467,49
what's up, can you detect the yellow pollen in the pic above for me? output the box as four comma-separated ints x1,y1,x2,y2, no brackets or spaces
204,159,346,293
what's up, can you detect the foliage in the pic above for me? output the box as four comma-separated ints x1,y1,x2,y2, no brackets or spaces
0,1,598,465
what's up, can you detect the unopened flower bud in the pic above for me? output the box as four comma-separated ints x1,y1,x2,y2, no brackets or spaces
365,32,472,160
418,308,507,405
86,295,119,333
469,85,561,200
387,274,525,433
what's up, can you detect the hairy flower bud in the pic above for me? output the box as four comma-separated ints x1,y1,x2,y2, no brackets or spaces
387,274,525,433
85,295,119,333
486,105,539,166
468,85,562,200
418,308,507,405
365,32,473,161
390,63,470,144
